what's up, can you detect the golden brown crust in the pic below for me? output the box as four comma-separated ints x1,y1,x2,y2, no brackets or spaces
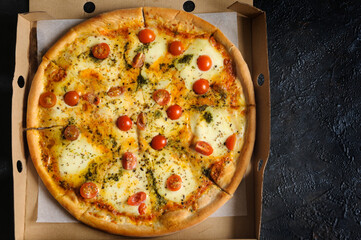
144,7,217,35
43,29,78,62
230,46,256,106
224,105,256,194
26,59,48,128
72,7,144,35
26,129,66,200
78,186,230,237
213,28,235,52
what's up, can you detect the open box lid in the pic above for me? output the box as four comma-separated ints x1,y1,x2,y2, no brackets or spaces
12,1,270,239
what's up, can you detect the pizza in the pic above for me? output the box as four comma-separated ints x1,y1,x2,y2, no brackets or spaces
26,7,255,236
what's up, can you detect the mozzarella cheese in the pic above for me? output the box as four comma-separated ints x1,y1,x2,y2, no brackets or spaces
147,150,198,203
56,135,100,176
144,36,167,65
190,107,246,156
175,38,224,89
100,159,151,215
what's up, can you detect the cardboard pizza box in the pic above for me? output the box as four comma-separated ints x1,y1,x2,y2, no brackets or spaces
11,0,270,239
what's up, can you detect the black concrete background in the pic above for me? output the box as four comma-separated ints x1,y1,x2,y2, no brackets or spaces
1,0,360,239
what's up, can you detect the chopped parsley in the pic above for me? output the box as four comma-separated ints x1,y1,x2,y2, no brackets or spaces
136,73,147,90
203,111,213,123
177,54,193,64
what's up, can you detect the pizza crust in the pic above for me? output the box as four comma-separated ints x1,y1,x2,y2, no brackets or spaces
144,7,217,35
224,105,256,194
78,185,230,237
27,129,67,201
72,8,144,35
230,46,256,106
27,59,48,128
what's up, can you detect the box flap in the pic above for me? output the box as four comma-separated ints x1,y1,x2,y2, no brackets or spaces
13,1,270,238
228,1,263,18
29,0,253,19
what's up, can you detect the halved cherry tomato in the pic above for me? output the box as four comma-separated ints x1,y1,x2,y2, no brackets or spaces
80,182,98,199
50,68,66,82
151,135,167,150
64,91,80,106
117,115,133,131
127,191,146,206
193,79,210,95
138,202,146,215
82,93,100,105
132,52,145,68
39,92,56,108
194,141,213,156
197,55,212,71
137,112,146,130
225,133,237,151
169,41,185,56
138,29,156,44
107,86,125,97
166,105,182,120
63,125,80,141
152,89,170,106
210,161,223,181
92,43,110,59
166,174,182,191
122,152,137,170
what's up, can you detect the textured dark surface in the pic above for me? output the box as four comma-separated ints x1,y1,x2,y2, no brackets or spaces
254,0,361,239
1,0,361,239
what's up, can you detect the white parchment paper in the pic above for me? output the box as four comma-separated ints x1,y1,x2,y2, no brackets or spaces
36,12,247,223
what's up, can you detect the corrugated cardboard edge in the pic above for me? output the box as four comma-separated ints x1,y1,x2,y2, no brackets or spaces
229,2,271,238
12,2,270,239
12,12,53,240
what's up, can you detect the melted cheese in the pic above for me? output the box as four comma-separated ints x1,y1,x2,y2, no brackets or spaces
144,37,167,65
190,107,246,156
148,150,198,203
100,160,151,215
139,108,191,148
175,38,224,89
56,135,100,176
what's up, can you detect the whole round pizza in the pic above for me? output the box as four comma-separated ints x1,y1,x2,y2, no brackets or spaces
26,7,255,236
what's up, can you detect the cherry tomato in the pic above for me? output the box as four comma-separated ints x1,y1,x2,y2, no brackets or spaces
117,115,133,131
166,105,182,120
152,89,170,106
107,86,125,97
166,174,182,191
137,112,146,130
80,182,98,199
122,152,137,170
82,93,100,105
64,91,80,106
39,92,56,108
50,68,66,82
127,191,146,206
193,79,210,95
194,141,213,156
132,52,145,68
91,43,110,59
151,135,167,150
225,133,237,151
197,55,212,71
138,29,156,44
210,161,223,181
169,41,185,56
63,125,80,141
138,203,146,215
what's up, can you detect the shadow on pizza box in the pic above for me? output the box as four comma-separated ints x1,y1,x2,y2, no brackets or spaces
11,0,270,239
